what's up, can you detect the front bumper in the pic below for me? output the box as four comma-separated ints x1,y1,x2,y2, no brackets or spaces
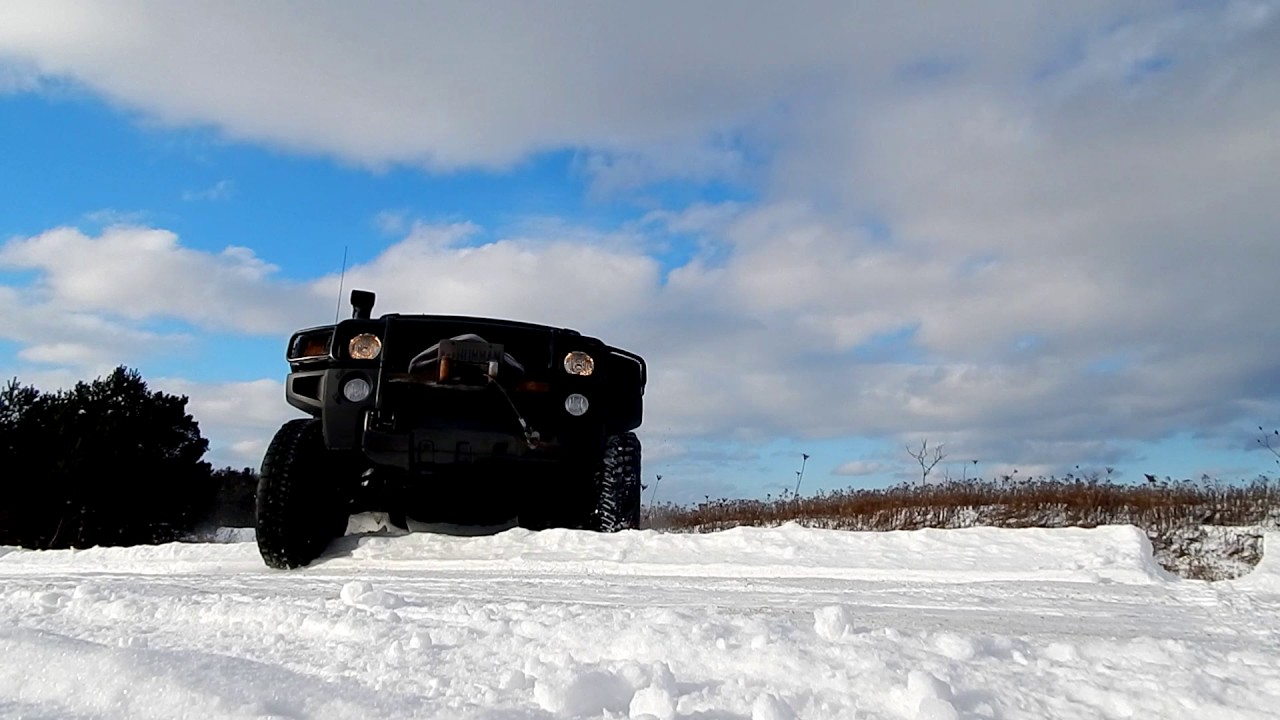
361,422,562,471
286,367,605,469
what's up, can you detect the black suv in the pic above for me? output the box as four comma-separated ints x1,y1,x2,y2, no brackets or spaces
255,289,646,568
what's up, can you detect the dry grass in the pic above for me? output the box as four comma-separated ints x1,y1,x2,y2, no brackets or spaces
642,475,1280,580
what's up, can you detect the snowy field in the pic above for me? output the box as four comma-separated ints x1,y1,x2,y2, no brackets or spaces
2,523,1279,720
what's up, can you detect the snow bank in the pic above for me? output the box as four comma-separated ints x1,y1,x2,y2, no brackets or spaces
0,524,1174,584
1231,531,1280,593
183,526,257,544
0,539,266,574
3,524,1277,719
339,522,1176,585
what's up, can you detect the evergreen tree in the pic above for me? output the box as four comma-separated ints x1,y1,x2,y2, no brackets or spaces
0,366,215,548
0,378,61,545
209,466,259,527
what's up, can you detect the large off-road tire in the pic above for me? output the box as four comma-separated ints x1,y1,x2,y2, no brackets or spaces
588,432,642,532
256,418,350,569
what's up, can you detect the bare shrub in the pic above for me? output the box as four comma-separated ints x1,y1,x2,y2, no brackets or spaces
644,475,1280,580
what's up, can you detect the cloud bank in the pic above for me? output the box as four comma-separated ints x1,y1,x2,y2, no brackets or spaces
1,1,1278,487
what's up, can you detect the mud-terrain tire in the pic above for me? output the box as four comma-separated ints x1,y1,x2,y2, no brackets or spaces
589,432,642,532
256,418,350,569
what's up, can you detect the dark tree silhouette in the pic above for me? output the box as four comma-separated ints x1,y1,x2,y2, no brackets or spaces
0,366,215,548
208,466,259,528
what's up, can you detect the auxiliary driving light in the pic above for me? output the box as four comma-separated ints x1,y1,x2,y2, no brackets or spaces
349,333,382,360
287,330,332,361
563,351,595,376
564,393,589,417
342,377,371,403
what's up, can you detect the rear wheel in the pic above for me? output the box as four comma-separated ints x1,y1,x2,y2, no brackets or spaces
256,418,353,569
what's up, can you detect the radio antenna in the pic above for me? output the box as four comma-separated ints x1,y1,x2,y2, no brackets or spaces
333,245,349,323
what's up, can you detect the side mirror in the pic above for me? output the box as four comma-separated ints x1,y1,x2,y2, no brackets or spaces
351,289,376,320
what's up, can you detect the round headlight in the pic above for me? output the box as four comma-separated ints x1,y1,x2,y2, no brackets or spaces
563,351,595,376
342,377,371,403
349,333,382,360
564,393,589,416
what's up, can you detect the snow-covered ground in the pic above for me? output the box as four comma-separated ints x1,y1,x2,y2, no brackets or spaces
2,523,1278,719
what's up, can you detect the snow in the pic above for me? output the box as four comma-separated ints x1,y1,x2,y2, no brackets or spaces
2,523,1278,719
1154,523,1273,580
1230,531,1280,593
185,526,258,544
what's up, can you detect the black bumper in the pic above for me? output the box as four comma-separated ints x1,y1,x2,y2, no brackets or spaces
286,367,606,471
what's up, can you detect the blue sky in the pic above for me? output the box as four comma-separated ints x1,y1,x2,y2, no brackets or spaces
2,2,1279,503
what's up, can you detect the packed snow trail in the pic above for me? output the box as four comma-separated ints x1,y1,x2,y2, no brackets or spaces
2,524,1278,720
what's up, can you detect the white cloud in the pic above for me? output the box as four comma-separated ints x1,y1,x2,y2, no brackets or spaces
82,209,151,226
0,365,83,395
3,191,1278,482
0,57,38,92
0,1,1134,174
181,179,234,202
832,461,890,478
151,377,298,469
0,225,315,333
0,284,182,375
373,211,409,236
17,341,104,366
1,2,1279,487
326,221,661,332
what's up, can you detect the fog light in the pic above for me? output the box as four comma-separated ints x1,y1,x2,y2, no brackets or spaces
342,377,371,402
564,393,589,416
349,333,382,360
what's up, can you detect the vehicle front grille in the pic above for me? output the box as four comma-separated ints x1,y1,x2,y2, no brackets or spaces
381,318,556,379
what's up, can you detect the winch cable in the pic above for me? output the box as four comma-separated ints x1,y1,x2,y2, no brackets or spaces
486,375,542,449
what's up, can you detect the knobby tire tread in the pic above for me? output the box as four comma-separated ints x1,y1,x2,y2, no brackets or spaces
592,432,642,532
256,418,336,569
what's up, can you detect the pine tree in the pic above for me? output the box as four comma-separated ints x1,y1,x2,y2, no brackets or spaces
0,367,215,548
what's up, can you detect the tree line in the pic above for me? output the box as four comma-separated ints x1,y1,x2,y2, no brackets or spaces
0,366,258,549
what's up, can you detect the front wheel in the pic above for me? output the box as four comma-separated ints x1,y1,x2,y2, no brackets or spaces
588,432,642,532
255,418,351,569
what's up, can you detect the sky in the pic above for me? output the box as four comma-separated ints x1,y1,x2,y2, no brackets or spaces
1,1,1278,504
